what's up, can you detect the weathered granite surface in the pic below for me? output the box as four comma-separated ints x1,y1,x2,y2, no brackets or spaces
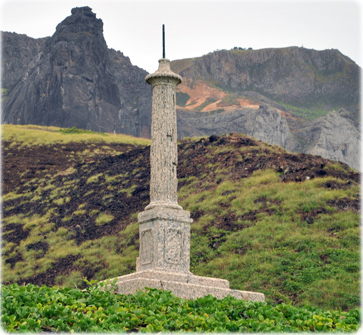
113,270,265,301
138,60,192,274
145,59,183,210
138,207,192,273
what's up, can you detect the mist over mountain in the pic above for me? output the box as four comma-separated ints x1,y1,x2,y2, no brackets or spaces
1,6,360,170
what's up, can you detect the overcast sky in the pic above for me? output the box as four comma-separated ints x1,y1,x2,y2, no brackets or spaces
0,0,361,73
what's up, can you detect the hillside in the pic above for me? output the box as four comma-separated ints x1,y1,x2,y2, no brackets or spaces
1,125,360,311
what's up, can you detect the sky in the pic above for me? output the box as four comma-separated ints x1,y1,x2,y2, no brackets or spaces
0,0,361,73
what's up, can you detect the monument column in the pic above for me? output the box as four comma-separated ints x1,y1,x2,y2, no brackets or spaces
145,59,182,210
137,53,192,273
110,26,265,302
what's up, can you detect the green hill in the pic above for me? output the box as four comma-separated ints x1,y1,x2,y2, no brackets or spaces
1,125,360,311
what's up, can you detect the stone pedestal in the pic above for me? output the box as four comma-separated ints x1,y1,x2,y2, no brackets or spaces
137,207,192,273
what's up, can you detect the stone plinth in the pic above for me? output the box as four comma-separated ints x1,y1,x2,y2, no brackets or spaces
112,270,265,302
137,207,192,273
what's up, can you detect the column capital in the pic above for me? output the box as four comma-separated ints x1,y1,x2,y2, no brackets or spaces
146,59,182,86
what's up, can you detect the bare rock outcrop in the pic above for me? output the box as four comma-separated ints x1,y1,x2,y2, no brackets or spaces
297,110,360,170
2,7,151,136
178,105,297,151
1,32,46,92
175,47,360,114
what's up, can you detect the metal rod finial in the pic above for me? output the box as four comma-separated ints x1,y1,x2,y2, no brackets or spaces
162,24,165,58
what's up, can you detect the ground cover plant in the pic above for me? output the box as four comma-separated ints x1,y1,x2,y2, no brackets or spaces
1,282,360,332
1,125,360,313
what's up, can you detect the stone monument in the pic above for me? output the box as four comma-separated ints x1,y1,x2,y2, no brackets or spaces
110,26,265,302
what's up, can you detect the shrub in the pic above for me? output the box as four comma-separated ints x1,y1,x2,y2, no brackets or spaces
95,213,114,226
1,284,360,333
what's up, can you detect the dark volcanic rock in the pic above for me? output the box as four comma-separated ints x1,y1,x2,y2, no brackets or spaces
2,7,151,137
1,32,46,92
108,48,152,138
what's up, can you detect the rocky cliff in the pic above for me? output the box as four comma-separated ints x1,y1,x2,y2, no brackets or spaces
2,7,151,136
108,48,151,138
178,106,360,170
1,32,46,93
178,105,297,150
172,48,360,170
172,48,360,115
296,110,360,170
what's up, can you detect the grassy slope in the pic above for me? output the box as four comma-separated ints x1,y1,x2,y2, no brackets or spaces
1,124,151,147
1,125,360,311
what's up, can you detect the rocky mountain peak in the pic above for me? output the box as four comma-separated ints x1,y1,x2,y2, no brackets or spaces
55,7,103,36
2,6,152,137
1,6,114,130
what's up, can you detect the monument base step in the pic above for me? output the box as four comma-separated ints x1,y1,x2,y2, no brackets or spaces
109,270,265,302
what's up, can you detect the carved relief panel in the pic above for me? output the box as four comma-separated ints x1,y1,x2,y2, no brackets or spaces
140,229,153,265
164,227,182,264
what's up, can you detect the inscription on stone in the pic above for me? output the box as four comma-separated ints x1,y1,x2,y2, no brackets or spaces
164,228,182,264
141,229,153,265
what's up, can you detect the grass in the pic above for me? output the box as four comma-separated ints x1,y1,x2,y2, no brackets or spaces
176,92,190,107
119,184,137,197
1,124,151,147
86,173,103,184
95,213,114,226
179,169,360,310
277,102,330,120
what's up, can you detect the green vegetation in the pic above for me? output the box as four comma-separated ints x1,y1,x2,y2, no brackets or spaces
176,92,190,107
209,109,225,115
86,173,103,184
194,98,218,111
1,124,151,147
219,93,241,106
59,126,107,136
180,169,360,311
95,213,114,226
1,88,8,101
278,102,331,120
2,283,360,333
119,184,137,197
170,58,195,74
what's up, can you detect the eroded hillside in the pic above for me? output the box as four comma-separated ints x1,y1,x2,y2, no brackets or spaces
1,125,360,311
